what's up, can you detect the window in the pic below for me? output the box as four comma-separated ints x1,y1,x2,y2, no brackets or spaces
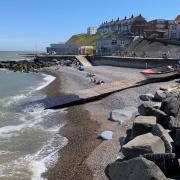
112,39,117,45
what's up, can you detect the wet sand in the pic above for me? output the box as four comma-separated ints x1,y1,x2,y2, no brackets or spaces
41,68,102,180
45,105,101,180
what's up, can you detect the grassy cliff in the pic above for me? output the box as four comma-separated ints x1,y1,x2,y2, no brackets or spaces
66,33,117,46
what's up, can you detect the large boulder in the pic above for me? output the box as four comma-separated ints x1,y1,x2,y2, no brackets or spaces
122,133,165,159
152,124,174,153
138,103,169,128
153,102,162,109
147,108,169,129
175,128,180,157
175,128,180,148
138,103,150,116
142,153,180,176
109,106,137,124
106,157,167,180
132,116,157,138
161,92,180,117
168,104,180,131
154,90,167,101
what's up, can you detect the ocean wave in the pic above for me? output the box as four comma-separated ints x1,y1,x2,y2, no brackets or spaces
0,123,68,180
0,150,12,155
30,129,68,180
0,68,8,71
0,124,26,138
0,102,64,139
0,94,28,108
36,74,56,91
0,72,56,110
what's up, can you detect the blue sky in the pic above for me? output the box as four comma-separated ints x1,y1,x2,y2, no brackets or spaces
0,0,179,51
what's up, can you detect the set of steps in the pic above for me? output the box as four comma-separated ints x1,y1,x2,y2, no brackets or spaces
75,55,92,67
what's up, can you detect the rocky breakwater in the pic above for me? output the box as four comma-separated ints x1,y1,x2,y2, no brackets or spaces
0,57,80,73
106,83,180,180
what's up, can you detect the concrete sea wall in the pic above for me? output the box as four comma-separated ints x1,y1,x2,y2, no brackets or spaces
90,56,179,69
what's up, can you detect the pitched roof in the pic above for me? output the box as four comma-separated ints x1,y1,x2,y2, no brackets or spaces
99,15,146,29
175,15,180,24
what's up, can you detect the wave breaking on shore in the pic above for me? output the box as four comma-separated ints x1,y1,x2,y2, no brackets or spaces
0,69,67,180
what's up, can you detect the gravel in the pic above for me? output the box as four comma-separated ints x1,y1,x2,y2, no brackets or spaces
46,65,176,180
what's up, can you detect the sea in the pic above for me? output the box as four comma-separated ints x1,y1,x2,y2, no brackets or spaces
0,51,68,180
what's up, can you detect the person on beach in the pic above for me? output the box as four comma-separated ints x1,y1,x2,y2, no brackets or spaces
93,77,97,83
95,79,105,85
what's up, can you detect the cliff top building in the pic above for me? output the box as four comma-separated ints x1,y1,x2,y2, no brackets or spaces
168,15,180,40
87,27,98,35
97,14,147,36
144,19,174,38
175,15,180,24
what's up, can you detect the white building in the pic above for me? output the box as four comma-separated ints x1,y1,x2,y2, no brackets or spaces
168,15,180,40
87,27,98,35
169,24,177,39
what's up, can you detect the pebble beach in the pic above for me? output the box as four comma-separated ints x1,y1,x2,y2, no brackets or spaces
40,65,176,180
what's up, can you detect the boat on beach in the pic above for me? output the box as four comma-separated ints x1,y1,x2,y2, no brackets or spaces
140,65,180,79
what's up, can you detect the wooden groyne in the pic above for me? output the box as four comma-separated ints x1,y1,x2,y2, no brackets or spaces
25,76,146,110
23,72,180,110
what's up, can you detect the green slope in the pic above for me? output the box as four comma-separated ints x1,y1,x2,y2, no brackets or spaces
66,33,117,46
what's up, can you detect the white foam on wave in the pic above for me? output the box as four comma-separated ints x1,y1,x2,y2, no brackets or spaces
0,150,12,155
0,72,55,109
0,68,8,71
0,133,68,180
0,103,64,139
0,104,67,179
0,124,25,138
36,74,56,91
0,94,27,108
29,127,68,180
0,123,68,179
0,104,46,138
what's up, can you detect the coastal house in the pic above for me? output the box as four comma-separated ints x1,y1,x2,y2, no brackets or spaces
168,15,180,40
168,23,177,39
97,14,147,36
144,19,173,38
87,27,98,35
175,15,180,24
96,34,133,56
47,43,79,55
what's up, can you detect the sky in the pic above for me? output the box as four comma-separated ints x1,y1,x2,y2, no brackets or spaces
0,0,179,51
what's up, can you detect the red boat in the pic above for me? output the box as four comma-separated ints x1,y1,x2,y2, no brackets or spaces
140,65,180,79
